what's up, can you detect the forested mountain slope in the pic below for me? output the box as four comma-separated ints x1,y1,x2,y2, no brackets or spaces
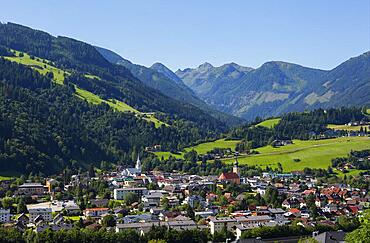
0,22,229,175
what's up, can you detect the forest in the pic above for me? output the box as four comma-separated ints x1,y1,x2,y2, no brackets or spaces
0,58,222,176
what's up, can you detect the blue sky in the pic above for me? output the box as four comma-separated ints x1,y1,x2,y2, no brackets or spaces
1,0,369,71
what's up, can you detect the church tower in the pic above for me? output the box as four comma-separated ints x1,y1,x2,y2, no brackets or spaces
135,155,142,172
233,154,240,176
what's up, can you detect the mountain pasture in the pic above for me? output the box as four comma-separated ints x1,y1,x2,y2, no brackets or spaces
154,138,241,159
327,124,368,131
4,50,66,84
224,137,370,172
256,118,281,128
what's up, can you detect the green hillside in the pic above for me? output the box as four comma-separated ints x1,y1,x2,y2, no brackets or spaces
223,137,370,172
74,86,166,128
154,138,241,159
4,50,66,84
256,118,281,128
2,49,167,128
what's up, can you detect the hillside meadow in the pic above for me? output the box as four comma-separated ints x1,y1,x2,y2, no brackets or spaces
223,136,370,172
327,124,368,131
154,138,241,159
256,118,281,128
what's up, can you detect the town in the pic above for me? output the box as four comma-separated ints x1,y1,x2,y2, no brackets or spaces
0,153,368,242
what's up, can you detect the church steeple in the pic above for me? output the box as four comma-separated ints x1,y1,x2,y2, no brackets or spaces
135,155,142,172
233,154,240,176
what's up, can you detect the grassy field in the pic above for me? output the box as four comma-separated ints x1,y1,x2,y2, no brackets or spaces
0,176,12,181
154,138,241,159
256,118,281,128
75,87,166,128
223,137,370,172
327,124,368,131
4,50,67,84
84,74,101,80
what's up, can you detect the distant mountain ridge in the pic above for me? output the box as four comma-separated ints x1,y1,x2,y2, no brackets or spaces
95,47,244,126
176,53,370,120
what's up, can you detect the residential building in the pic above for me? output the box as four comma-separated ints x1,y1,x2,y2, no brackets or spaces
209,217,238,235
83,208,109,218
114,187,148,200
17,183,45,196
29,208,52,222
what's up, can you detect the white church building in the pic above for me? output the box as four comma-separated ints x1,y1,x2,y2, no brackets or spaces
121,155,142,177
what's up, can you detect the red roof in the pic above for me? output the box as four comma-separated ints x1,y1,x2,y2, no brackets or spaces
290,208,301,214
219,172,239,180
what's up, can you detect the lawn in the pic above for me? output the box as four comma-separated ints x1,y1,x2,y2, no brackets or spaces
223,137,370,172
4,50,67,84
256,118,281,128
154,138,241,159
64,216,81,221
327,124,368,131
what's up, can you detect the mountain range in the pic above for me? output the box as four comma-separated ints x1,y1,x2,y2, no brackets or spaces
176,54,370,120
97,45,370,121
95,47,243,126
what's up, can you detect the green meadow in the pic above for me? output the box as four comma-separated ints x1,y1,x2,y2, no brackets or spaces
154,138,241,159
74,86,166,128
4,50,67,84
256,118,281,128
0,176,12,181
223,136,370,172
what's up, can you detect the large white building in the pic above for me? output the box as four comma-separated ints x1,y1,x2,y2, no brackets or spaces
0,209,11,223
113,187,148,200
29,208,52,222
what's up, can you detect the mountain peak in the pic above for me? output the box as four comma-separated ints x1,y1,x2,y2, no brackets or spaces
198,62,214,70
151,62,167,69
150,62,183,84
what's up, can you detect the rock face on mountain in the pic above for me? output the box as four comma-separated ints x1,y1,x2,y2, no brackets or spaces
176,53,370,120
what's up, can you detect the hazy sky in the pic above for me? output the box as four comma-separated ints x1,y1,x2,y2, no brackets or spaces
1,0,369,71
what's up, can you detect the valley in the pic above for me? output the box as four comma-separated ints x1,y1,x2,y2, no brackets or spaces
0,18,369,243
